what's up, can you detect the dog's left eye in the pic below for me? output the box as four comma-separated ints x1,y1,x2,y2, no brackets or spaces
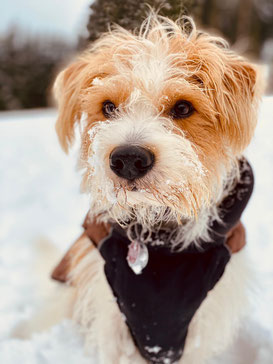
170,100,194,119
102,100,117,118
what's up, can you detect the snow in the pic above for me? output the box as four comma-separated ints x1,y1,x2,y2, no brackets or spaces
0,321,91,364
0,100,273,363
91,77,104,86
145,345,162,354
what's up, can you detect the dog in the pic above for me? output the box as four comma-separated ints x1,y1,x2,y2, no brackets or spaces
20,14,263,364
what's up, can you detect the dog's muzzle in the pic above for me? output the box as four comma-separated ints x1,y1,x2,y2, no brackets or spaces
109,145,154,180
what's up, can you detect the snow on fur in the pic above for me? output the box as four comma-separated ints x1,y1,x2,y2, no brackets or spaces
0,99,273,363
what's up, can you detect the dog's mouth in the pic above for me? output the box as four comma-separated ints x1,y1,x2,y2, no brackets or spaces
125,181,140,192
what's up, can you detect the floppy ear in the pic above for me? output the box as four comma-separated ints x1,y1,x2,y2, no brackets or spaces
215,58,263,153
53,59,91,153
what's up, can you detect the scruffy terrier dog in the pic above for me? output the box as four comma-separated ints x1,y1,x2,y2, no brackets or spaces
24,14,263,364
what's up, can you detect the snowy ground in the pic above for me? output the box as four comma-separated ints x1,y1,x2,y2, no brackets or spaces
0,100,272,363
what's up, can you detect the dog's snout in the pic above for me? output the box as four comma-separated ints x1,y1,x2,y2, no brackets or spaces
109,145,154,180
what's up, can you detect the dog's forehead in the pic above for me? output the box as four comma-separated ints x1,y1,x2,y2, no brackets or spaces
129,51,171,92
111,41,190,96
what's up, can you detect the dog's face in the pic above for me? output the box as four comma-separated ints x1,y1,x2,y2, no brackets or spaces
54,16,261,226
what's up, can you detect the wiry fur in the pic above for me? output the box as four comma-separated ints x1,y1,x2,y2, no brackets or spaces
54,14,261,244
49,13,263,364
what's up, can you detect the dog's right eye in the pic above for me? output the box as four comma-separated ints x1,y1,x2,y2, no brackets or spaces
102,100,117,118
170,100,194,119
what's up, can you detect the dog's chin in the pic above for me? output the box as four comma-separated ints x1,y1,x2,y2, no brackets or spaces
113,189,197,224
112,191,174,226
121,190,162,206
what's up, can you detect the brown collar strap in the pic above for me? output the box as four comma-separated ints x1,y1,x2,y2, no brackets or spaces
82,215,111,247
51,215,245,284
51,216,111,283
82,214,246,254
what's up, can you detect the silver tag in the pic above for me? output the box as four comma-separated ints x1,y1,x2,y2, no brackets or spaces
127,240,149,275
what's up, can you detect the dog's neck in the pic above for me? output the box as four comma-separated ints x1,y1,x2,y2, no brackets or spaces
108,202,220,251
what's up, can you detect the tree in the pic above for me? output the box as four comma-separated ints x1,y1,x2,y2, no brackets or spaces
0,29,74,110
86,0,272,58
86,0,195,42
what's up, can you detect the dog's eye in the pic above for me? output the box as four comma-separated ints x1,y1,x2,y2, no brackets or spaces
171,100,194,119
102,100,116,118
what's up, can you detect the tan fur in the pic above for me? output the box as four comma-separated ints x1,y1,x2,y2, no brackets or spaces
53,15,262,225
50,13,263,364
54,16,261,156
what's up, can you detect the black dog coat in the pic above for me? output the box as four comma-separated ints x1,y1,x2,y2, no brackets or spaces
98,159,254,364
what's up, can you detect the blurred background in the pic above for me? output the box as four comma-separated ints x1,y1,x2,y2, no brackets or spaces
1,0,273,112
0,2,273,363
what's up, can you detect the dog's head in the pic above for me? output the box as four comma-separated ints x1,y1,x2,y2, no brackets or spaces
53,15,262,226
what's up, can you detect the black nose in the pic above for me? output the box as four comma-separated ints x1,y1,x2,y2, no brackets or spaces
109,145,155,180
